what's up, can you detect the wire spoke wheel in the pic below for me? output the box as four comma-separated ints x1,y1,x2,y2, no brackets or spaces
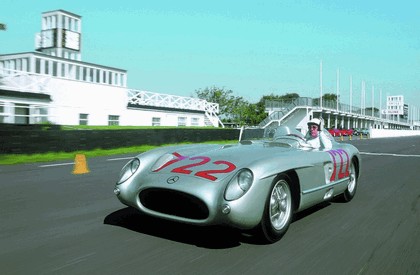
269,180,292,230
257,174,294,243
341,160,358,202
347,162,356,194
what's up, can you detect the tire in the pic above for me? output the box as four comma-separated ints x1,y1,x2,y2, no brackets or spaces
342,160,357,202
257,174,294,243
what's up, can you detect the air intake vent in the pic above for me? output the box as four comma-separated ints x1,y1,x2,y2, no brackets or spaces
139,188,209,220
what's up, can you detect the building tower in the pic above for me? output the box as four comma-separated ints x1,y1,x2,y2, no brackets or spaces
35,10,82,61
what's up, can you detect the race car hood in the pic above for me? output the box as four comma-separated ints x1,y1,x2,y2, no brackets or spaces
143,141,297,183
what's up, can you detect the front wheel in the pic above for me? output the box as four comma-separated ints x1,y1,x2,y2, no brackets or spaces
257,174,294,243
342,161,358,202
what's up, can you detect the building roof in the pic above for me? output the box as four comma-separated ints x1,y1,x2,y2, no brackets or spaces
42,10,82,19
0,89,51,101
0,52,127,73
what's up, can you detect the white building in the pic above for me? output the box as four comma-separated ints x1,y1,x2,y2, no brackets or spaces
0,10,222,127
382,95,408,122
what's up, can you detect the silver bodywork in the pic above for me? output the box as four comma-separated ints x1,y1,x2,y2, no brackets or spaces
114,126,361,231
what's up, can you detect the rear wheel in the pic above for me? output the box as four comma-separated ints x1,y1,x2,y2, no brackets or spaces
257,174,293,243
342,161,357,202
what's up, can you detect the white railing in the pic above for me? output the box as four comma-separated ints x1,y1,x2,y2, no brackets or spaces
0,68,51,93
128,89,222,127
128,89,216,111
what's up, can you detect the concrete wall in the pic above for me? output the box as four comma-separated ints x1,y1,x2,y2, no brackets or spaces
0,125,240,154
370,129,420,138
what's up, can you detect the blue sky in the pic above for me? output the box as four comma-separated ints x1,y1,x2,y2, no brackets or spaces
1,0,420,109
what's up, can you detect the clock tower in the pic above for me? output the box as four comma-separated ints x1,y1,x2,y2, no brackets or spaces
35,10,82,61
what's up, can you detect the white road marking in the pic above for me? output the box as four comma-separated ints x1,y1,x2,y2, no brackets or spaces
39,162,74,168
52,252,96,272
360,152,420,158
38,156,133,168
107,157,134,161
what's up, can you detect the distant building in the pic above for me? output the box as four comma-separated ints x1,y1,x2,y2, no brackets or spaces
382,95,408,119
0,10,222,127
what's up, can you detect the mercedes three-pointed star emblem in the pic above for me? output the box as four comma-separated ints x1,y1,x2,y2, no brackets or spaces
167,176,179,184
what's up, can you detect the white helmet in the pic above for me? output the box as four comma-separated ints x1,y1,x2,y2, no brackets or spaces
308,118,322,130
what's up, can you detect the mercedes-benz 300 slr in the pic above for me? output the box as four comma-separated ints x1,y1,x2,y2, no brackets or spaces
114,126,361,243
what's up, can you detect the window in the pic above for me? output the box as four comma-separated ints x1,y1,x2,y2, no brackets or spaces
83,67,87,81
45,61,50,75
178,117,187,126
89,68,94,82
0,102,4,123
79,113,88,125
191,117,199,126
35,58,41,74
152,117,161,126
108,115,119,126
61,63,65,77
34,107,48,124
15,103,29,124
53,62,58,76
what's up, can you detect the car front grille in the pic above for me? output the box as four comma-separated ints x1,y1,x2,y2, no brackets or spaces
139,188,209,220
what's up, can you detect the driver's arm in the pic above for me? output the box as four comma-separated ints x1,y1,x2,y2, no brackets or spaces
319,132,333,150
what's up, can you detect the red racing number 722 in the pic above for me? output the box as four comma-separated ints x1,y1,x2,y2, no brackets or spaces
152,152,237,181
327,149,350,182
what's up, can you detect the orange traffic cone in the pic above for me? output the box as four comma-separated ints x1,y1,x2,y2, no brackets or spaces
72,154,90,174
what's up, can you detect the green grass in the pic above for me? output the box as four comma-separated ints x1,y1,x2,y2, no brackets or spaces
60,125,228,130
0,140,238,165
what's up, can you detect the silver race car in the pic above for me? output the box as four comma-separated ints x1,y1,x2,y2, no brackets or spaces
113,126,361,243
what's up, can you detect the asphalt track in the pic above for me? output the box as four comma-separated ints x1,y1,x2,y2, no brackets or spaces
0,136,419,275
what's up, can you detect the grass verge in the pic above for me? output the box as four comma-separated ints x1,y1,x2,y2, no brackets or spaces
0,140,237,165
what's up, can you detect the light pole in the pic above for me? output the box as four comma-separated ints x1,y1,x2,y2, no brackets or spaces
350,75,353,114
371,85,374,117
320,60,323,109
336,68,340,111
361,81,366,116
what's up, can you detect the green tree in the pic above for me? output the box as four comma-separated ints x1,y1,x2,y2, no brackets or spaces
229,95,246,123
195,86,235,115
243,102,265,125
260,92,300,103
279,92,300,102
322,93,337,101
195,86,265,126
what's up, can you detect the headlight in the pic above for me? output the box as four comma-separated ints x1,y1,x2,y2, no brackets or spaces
117,158,140,184
224,169,253,201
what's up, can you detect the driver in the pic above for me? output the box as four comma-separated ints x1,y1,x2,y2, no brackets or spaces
305,118,332,150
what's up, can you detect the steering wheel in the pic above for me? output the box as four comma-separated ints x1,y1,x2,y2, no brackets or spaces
286,134,306,142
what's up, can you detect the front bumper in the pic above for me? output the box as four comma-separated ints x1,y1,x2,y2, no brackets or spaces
114,172,272,230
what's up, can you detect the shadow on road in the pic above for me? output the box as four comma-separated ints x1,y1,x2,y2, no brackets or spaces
292,201,331,222
104,202,332,248
104,207,245,249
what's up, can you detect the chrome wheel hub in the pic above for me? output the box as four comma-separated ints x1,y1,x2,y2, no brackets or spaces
347,164,356,193
269,180,292,230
